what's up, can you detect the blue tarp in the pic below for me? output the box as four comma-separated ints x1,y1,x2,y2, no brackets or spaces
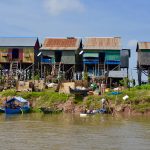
83,59,99,64
105,60,120,64
109,92,122,95
6,97,28,103
83,61,99,64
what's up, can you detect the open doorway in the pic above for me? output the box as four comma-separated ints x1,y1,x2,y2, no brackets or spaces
12,48,19,60
55,51,62,63
99,52,105,64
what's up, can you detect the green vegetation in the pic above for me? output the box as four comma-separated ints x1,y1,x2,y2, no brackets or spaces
83,72,88,81
0,84,150,114
0,89,69,110
83,95,101,109
82,84,150,113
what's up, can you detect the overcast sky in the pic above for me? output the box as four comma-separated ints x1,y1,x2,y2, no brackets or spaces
0,0,150,81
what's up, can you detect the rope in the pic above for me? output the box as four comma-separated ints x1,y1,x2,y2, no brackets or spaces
20,107,23,114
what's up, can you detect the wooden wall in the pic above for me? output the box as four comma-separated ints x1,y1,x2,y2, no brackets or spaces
0,47,34,63
23,48,34,63
0,48,9,62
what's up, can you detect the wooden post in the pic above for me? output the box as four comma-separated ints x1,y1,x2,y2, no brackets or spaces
95,64,96,76
32,64,34,79
138,67,142,86
98,63,100,76
44,65,46,83
104,62,105,76
148,68,150,84
110,77,112,89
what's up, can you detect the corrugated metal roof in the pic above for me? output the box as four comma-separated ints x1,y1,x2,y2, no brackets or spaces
0,37,38,47
41,38,81,50
138,42,150,50
82,37,121,50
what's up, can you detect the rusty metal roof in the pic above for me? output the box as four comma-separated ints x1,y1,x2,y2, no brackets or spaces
137,42,150,50
82,37,121,50
41,38,81,50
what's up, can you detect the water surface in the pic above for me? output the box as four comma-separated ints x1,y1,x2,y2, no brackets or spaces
0,113,149,150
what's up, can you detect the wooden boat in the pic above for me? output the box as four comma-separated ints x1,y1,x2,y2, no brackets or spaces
69,87,89,96
40,107,54,114
80,113,88,117
80,108,107,117
40,107,62,114
0,107,5,113
5,97,30,114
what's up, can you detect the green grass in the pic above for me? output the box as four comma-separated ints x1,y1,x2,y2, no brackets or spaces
0,89,70,109
1,89,17,97
83,95,101,109
132,103,150,113
0,84,150,113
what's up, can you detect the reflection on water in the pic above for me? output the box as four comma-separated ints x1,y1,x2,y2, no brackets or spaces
0,113,149,150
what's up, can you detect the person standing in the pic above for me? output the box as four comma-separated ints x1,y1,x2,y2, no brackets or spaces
101,81,106,94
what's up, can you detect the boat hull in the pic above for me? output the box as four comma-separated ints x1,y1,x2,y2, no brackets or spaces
5,107,30,114
0,107,5,113
80,113,88,117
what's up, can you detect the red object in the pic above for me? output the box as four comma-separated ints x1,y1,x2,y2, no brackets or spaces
19,49,23,61
8,49,12,61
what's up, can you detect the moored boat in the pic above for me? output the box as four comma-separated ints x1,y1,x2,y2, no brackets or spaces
80,113,88,117
40,107,62,114
0,107,5,113
5,97,30,114
69,87,89,96
80,108,107,117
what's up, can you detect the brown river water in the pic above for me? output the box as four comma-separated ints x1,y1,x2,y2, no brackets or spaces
0,113,149,150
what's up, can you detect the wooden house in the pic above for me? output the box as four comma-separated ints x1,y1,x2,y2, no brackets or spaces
0,37,40,77
136,42,150,85
40,37,82,80
82,37,129,86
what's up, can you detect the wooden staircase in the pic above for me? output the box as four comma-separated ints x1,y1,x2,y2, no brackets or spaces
52,62,61,77
10,61,19,76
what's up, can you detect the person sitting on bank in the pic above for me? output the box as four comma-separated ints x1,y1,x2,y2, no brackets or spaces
101,98,109,109
101,98,106,109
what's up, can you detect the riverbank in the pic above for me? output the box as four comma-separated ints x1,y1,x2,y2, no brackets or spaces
0,85,150,115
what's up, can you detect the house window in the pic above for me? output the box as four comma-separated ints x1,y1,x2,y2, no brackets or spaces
2,52,8,57
12,48,19,59
25,53,30,58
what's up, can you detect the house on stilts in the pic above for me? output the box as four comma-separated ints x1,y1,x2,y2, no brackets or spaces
0,37,40,80
137,42,150,85
40,37,82,81
82,37,130,86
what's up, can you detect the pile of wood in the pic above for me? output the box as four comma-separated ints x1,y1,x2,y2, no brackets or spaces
34,80,45,91
59,82,75,94
16,80,45,92
75,80,88,88
16,81,32,92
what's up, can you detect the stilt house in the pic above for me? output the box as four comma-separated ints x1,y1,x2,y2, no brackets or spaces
0,37,40,78
82,37,129,85
40,37,82,80
136,42,150,85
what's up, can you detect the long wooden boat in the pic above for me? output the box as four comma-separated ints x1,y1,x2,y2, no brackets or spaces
69,87,89,96
40,107,62,114
80,108,107,117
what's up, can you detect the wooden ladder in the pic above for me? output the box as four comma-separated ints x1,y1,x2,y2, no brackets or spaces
10,61,19,76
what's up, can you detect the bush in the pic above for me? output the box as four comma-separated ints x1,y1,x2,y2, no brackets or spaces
1,89,17,97
134,84,150,90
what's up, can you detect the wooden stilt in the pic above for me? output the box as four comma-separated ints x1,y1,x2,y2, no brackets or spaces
138,67,141,86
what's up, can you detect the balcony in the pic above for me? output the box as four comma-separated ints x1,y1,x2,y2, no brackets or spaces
41,58,55,64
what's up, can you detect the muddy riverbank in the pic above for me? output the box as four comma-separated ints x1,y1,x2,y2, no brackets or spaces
0,86,150,116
